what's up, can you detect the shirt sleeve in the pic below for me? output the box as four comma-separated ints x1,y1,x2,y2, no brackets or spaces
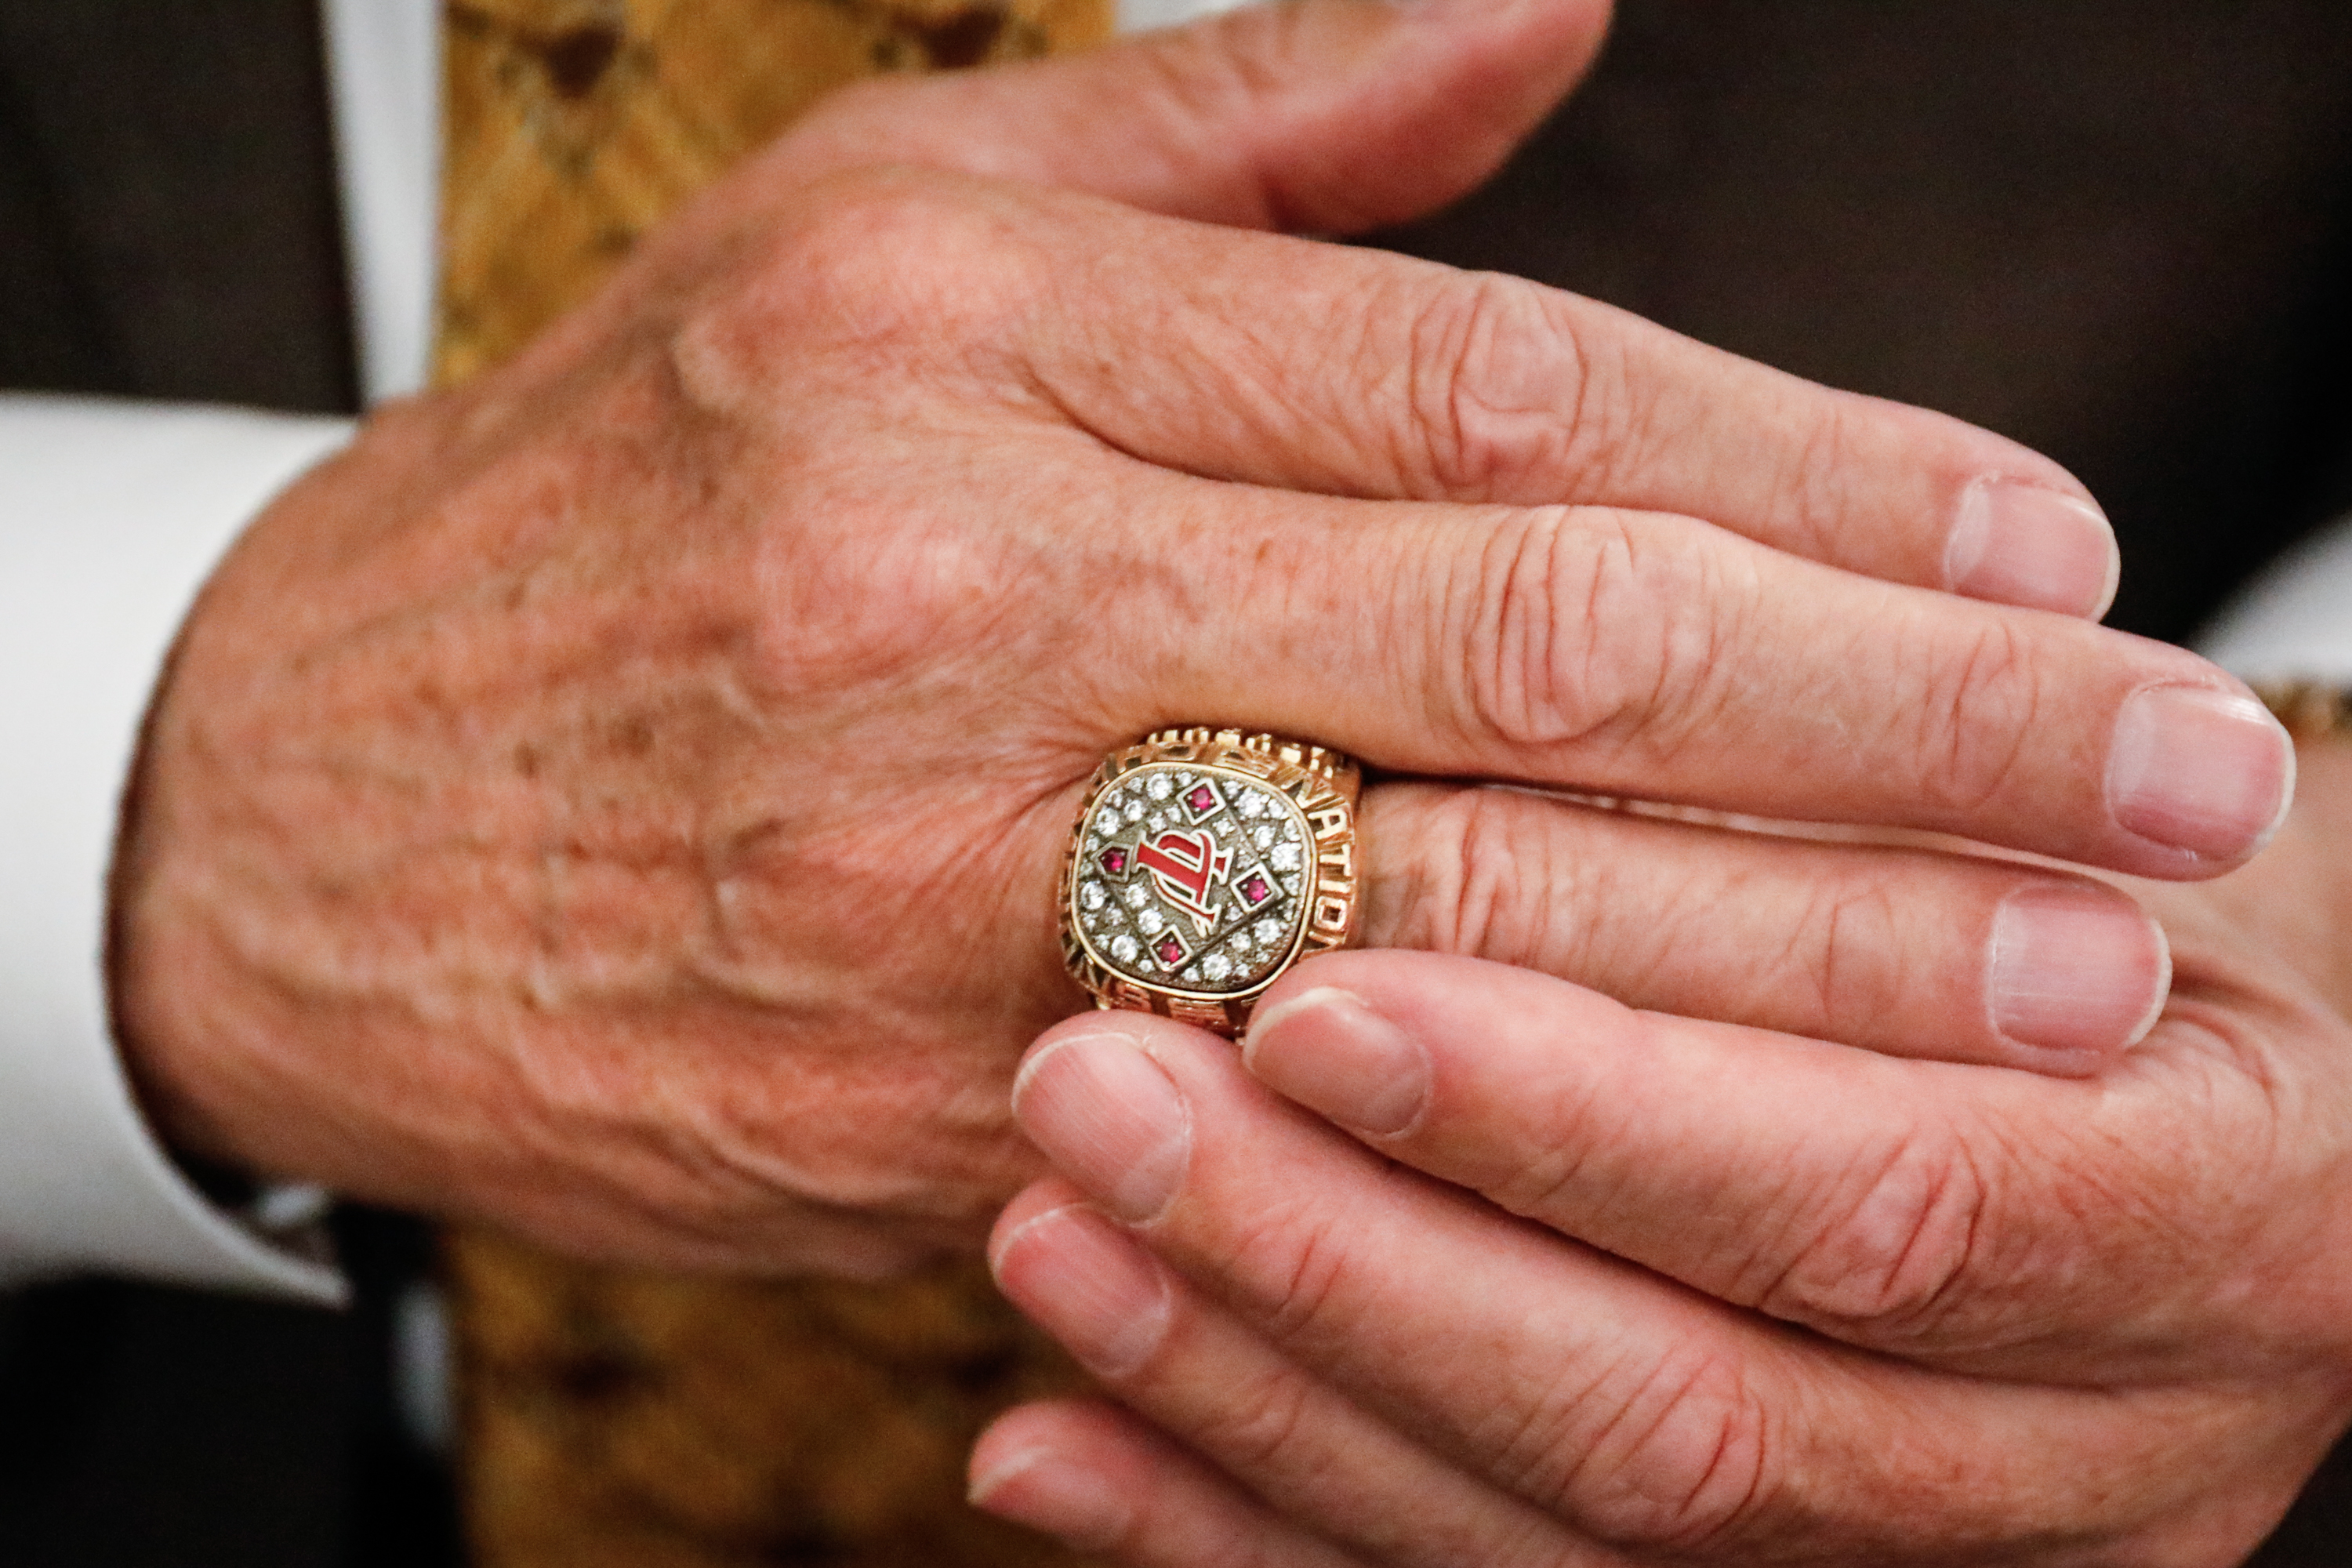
0,394,351,1303
2197,514,2352,682
1116,0,1260,32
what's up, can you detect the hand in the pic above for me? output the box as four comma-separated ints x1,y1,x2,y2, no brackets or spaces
112,0,2278,1278
978,751,2352,1564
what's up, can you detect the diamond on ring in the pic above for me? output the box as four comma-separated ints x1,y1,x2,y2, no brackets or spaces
1058,728,1362,1036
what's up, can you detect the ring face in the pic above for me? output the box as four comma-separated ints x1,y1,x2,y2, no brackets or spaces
1062,728,1362,1035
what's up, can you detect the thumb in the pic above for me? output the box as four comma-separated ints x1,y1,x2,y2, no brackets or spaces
771,0,1613,234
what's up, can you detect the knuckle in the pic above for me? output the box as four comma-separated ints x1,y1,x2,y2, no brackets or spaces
1510,1348,1776,1553
1406,274,1621,500
1385,786,1553,965
671,168,1029,408
1187,1362,1326,1483
1210,1196,1370,1352
1458,510,1610,750
750,466,1100,696
1458,510,1723,761
1758,1129,1991,1340
752,519,989,688
1902,616,2042,816
1784,879,1909,1041
771,168,1004,328
1766,395,1864,563
1477,1037,1625,1225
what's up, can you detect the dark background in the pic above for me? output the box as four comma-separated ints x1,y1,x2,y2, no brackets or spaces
2,1,2348,1560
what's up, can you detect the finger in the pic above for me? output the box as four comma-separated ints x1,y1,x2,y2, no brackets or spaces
1356,782,2169,1072
1018,205,2115,615
1108,477,2291,877
1005,1025,2233,1558
985,1183,1607,1568
710,165,2114,614
973,1401,1418,1568
1237,949,2283,1374
775,0,1611,236
971,1399,1377,1568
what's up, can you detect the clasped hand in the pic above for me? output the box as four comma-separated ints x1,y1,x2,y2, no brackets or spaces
102,1,2344,1559
956,20,2343,1564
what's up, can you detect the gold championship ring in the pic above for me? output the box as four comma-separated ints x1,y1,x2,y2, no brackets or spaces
1059,728,1363,1036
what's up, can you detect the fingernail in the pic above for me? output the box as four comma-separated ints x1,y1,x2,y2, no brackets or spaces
2107,685,2295,861
1987,884,2170,1059
1011,1033,1189,1224
1947,478,2119,619
969,1446,1132,1552
989,1203,1172,1379
1243,987,1429,1137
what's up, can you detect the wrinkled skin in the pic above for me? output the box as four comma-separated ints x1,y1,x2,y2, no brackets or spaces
118,0,2272,1291
982,750,2352,1565
109,2,2345,1553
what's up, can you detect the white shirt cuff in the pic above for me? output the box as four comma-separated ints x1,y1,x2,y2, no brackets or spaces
1116,0,1258,31
2197,514,2352,684
0,395,353,1303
